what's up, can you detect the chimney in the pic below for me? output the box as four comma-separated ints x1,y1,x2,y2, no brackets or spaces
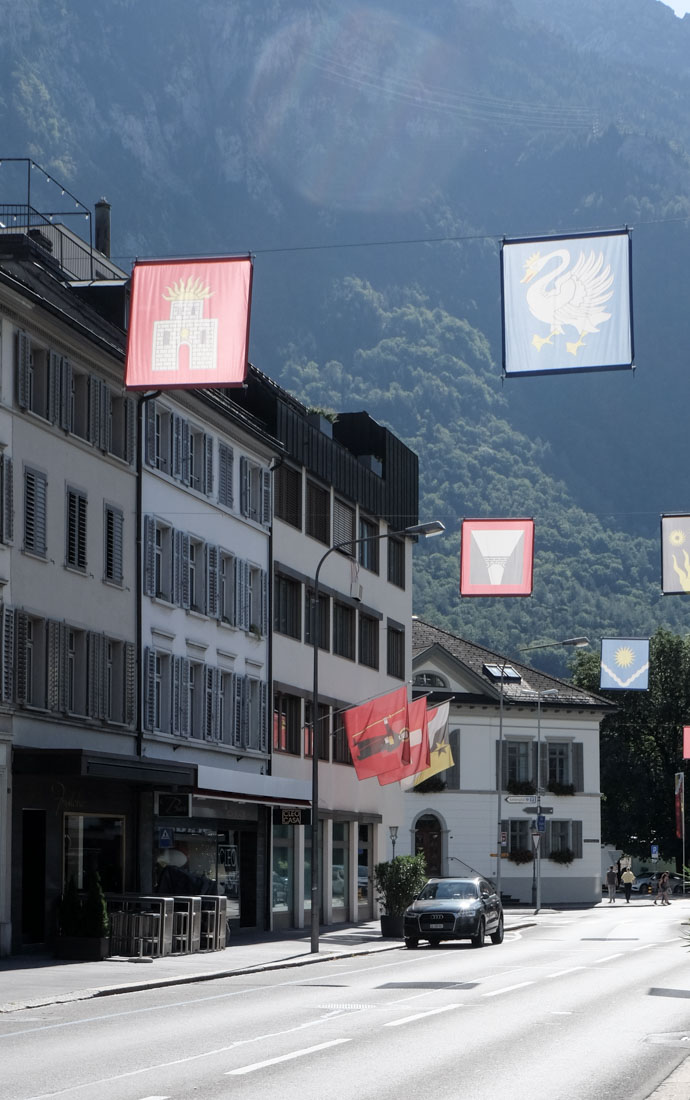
94,197,111,258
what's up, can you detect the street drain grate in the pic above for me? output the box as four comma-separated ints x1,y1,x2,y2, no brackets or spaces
647,1032,690,1045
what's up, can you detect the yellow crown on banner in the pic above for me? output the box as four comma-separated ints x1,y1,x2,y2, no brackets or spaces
163,276,213,301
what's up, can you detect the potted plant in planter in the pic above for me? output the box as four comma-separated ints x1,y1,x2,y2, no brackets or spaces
507,848,534,865
373,854,428,938
549,847,575,866
55,873,111,960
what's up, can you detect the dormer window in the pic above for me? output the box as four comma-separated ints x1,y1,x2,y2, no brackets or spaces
483,663,521,683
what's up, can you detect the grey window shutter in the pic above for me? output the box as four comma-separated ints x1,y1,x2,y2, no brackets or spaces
261,468,272,526
1,605,14,703
48,351,61,424
233,675,244,749
203,434,213,496
259,681,268,753
239,456,248,516
172,415,184,480
15,610,28,705
88,377,102,447
25,469,47,556
144,400,156,467
171,655,182,735
544,822,552,859
46,620,61,711
180,532,190,609
204,666,215,741
496,741,508,790
87,631,107,719
206,544,219,618
125,397,136,465
59,358,72,431
261,569,268,635
173,529,188,607
58,622,69,713
218,443,233,508
181,419,190,485
539,742,548,789
143,515,155,596
101,383,112,453
572,820,583,859
124,642,136,726
180,657,191,737
1,455,14,544
16,331,30,409
573,743,584,792
143,647,156,731
106,506,124,584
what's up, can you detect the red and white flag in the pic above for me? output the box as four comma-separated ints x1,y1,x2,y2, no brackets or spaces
400,702,451,790
377,697,431,786
125,255,252,390
344,687,408,781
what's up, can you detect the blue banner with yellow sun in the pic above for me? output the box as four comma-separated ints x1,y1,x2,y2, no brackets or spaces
600,638,649,691
661,514,690,594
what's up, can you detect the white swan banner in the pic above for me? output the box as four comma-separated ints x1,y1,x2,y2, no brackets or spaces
501,230,633,376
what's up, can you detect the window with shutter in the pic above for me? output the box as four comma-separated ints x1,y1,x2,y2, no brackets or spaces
143,647,156,730
333,498,355,554
65,488,87,571
274,464,301,529
218,443,234,508
219,670,234,744
306,480,330,544
1,605,14,703
219,551,236,624
24,467,47,557
203,434,213,496
260,468,272,526
0,454,14,544
16,331,31,410
124,642,136,726
206,544,219,618
239,456,249,516
104,504,124,585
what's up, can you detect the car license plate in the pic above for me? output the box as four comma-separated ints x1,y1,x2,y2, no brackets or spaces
430,920,443,926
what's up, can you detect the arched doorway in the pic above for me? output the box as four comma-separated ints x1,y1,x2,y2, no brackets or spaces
415,814,443,876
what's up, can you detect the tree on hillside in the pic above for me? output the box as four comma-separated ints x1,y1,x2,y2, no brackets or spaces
571,627,690,865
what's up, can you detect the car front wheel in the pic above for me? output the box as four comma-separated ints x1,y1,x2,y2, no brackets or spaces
490,915,504,945
470,918,485,948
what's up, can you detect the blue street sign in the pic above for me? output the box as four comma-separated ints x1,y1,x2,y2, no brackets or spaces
158,827,174,849
537,814,546,833
651,843,659,861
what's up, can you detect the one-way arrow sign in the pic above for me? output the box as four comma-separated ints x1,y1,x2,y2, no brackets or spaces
522,806,553,814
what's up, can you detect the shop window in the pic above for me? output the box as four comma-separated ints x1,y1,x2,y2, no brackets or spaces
358,823,372,907
64,813,124,893
332,822,349,919
272,823,294,918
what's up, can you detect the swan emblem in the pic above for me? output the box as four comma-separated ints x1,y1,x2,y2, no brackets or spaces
520,248,614,355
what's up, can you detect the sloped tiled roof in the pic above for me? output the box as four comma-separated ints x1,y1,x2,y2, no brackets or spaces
412,618,612,711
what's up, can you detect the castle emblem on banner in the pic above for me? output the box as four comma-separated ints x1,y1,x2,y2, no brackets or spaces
152,276,218,373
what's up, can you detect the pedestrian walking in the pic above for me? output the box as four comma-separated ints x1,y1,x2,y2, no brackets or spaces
621,866,635,903
658,871,671,905
605,865,618,903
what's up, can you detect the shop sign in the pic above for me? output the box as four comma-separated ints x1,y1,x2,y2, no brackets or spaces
272,807,311,826
154,792,192,818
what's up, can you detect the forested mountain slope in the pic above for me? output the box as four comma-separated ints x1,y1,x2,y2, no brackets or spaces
3,0,690,661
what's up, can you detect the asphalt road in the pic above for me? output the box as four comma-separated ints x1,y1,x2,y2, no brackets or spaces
2,902,690,1100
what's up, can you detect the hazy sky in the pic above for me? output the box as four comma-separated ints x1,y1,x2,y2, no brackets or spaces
659,0,690,16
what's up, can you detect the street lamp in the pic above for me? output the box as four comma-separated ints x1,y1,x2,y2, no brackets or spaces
519,637,589,911
389,825,399,859
309,519,444,953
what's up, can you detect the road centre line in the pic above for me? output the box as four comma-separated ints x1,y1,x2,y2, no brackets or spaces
593,953,624,963
226,1038,351,1075
385,1005,463,1028
482,981,534,998
547,966,586,978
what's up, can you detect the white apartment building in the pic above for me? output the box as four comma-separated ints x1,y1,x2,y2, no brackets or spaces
405,620,613,905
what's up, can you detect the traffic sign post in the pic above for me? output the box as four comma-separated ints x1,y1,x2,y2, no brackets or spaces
522,805,553,814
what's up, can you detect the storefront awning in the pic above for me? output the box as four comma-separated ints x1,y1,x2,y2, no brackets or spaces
195,766,311,807
13,748,196,788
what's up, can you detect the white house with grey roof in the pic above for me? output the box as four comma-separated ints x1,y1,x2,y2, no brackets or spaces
404,620,613,905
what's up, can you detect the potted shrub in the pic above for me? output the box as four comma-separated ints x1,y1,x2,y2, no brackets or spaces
506,779,537,795
55,873,111,960
373,854,428,938
547,780,575,796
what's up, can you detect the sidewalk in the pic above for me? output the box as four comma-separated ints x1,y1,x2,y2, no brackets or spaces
0,911,538,1014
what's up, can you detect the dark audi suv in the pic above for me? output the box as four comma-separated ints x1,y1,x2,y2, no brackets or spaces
403,876,504,949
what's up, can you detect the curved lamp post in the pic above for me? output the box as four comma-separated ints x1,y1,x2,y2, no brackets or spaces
309,519,444,954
